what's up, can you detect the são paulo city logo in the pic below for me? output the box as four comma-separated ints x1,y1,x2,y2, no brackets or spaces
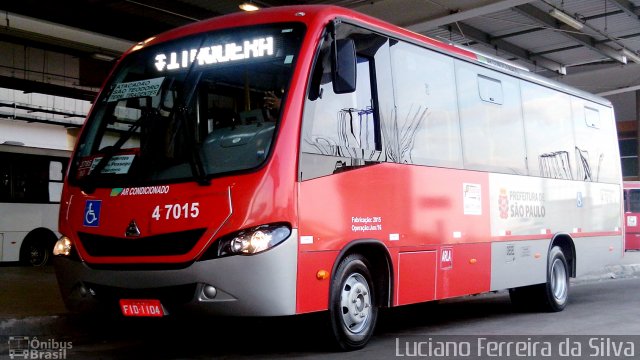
498,188,546,219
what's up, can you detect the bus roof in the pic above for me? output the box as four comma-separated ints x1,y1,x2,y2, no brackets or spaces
125,5,612,108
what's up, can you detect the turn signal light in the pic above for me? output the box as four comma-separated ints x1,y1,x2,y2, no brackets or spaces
316,270,329,280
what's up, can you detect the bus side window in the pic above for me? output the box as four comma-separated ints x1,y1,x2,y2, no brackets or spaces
388,41,461,167
571,101,618,182
457,61,527,175
302,26,385,159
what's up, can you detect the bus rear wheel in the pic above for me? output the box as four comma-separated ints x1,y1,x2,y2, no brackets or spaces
541,246,569,311
509,246,569,312
329,253,378,351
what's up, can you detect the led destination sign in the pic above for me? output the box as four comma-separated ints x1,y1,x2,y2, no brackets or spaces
154,36,274,72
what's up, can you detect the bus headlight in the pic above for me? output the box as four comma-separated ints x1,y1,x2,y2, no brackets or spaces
217,223,291,257
53,236,73,256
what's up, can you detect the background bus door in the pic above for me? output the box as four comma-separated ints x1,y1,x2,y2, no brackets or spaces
624,185,640,250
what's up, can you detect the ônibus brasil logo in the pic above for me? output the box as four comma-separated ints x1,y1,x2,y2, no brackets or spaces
7,336,72,359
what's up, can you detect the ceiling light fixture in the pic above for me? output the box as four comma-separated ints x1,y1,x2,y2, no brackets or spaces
239,2,260,11
549,8,584,30
92,53,116,62
621,48,640,64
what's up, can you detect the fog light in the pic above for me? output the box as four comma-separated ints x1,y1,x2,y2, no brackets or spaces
202,285,217,299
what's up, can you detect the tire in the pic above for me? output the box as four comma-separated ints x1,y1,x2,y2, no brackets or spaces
329,254,378,351
540,246,569,312
508,286,534,310
509,246,569,312
20,239,51,267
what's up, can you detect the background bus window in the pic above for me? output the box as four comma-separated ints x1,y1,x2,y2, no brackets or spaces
49,161,64,203
389,41,462,167
628,189,640,212
0,162,9,202
620,138,639,178
0,153,67,204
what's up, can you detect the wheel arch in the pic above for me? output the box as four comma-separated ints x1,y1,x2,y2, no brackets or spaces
549,233,576,278
330,239,393,308
20,227,58,255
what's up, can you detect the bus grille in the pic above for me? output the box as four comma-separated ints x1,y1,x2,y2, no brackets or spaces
77,228,206,257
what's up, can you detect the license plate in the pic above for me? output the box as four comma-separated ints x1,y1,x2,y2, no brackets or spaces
119,299,164,317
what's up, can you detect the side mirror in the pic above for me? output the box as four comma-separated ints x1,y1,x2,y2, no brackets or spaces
331,38,357,94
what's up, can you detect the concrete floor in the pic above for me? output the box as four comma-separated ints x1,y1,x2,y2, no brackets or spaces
1,251,639,322
0,264,66,318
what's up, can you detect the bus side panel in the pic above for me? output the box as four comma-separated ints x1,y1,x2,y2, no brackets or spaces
0,232,21,262
297,162,492,312
396,250,437,305
487,174,622,288
490,239,550,291
436,243,491,300
296,250,338,314
573,235,624,276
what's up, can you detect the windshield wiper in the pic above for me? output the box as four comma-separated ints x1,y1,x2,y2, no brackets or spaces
166,37,211,186
79,112,152,194
172,93,210,186
80,75,177,194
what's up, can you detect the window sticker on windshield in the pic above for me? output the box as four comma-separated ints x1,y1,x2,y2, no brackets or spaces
90,154,136,174
107,77,165,102
76,157,96,178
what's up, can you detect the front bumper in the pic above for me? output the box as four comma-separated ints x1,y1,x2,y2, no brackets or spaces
54,229,298,317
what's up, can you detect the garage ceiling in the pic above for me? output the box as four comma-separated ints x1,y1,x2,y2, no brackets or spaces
1,0,640,97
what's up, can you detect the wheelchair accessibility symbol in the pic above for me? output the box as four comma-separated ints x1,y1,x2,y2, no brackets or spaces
83,200,102,227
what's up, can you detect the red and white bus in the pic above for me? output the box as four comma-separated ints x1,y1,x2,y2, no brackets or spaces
54,5,623,350
623,181,640,250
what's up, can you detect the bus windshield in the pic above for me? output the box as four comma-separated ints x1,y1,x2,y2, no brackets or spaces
71,23,304,188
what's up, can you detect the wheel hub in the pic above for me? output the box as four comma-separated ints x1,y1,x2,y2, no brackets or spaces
551,258,568,302
340,273,372,334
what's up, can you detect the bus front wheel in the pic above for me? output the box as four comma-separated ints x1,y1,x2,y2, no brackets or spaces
20,230,56,267
329,253,378,351
20,239,50,267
